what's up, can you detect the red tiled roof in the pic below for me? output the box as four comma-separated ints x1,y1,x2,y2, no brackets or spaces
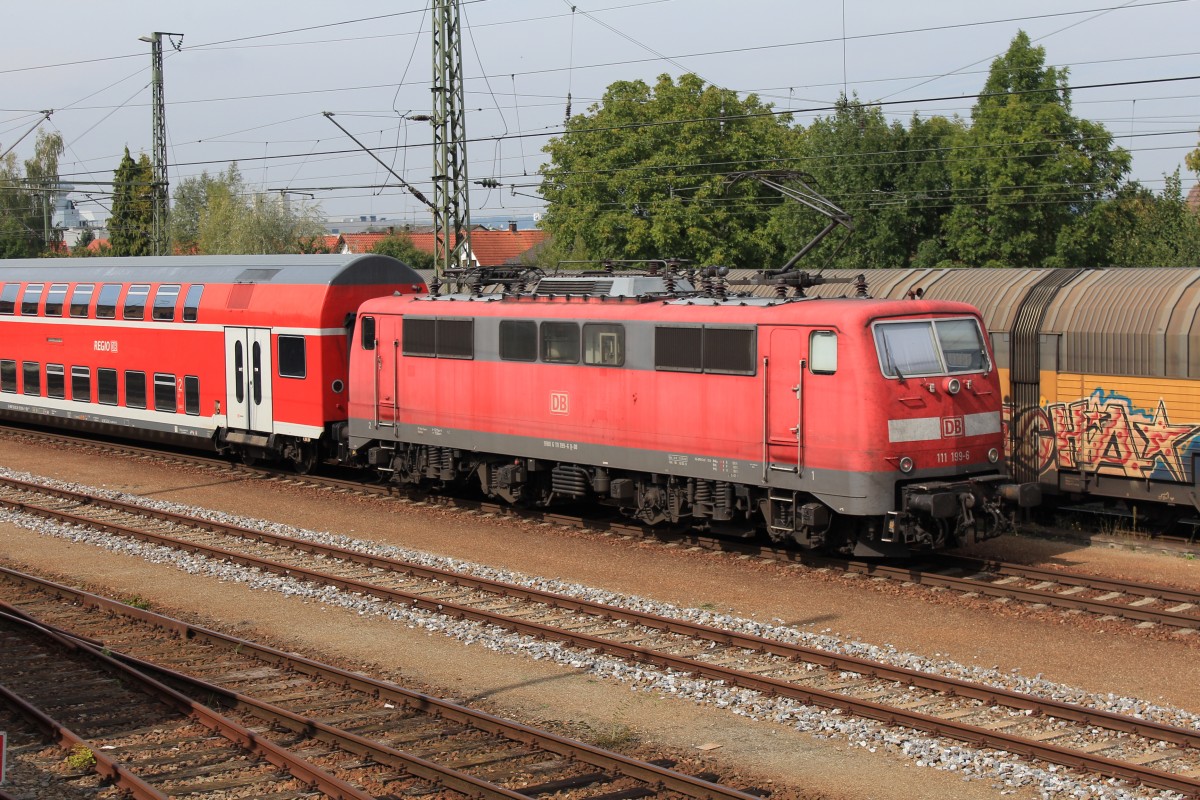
86,238,110,251
469,229,547,265
340,232,390,253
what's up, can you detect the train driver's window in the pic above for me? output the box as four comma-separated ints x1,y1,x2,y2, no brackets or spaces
810,331,837,374
96,284,122,319
360,316,376,350
583,323,624,367
0,283,18,315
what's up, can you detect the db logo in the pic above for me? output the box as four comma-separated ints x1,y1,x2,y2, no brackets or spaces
550,391,569,415
941,416,965,437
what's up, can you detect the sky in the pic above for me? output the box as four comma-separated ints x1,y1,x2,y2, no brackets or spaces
1,0,1197,230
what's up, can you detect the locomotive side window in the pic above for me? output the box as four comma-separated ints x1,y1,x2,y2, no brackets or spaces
153,373,177,412
0,360,15,393
184,376,200,415
540,321,580,364
703,328,756,375
123,285,150,320
71,367,91,402
0,283,18,315
20,284,43,315
69,284,95,317
96,284,121,319
278,335,307,378
654,326,703,372
436,319,474,359
810,331,838,374
46,364,65,399
402,318,436,356
183,285,203,322
152,285,180,321
44,284,68,316
360,316,376,350
583,323,624,367
499,320,537,361
97,369,118,405
22,362,40,396
125,371,147,409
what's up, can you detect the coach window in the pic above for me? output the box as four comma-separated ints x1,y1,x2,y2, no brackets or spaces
278,335,306,378
654,326,703,372
125,371,147,409
69,284,95,317
71,367,91,402
809,331,837,375
96,284,121,319
540,321,580,364
184,376,200,415
182,285,203,322
22,362,40,396
499,320,537,361
123,285,150,320
0,360,16,393
46,364,65,399
152,285,180,321
20,283,43,315
153,373,177,412
360,316,376,350
97,368,118,405
44,284,68,316
0,283,18,315
583,323,625,367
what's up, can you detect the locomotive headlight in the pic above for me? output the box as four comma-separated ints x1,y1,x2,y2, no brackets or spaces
898,456,914,473
944,377,961,395
988,448,1000,463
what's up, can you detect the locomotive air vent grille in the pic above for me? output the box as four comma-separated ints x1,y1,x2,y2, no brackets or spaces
535,278,615,295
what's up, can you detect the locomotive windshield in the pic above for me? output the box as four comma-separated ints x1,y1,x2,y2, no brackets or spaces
874,317,989,378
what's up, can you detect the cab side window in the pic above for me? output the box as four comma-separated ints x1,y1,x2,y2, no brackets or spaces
810,331,837,374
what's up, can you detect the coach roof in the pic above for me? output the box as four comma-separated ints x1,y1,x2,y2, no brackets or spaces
0,254,426,288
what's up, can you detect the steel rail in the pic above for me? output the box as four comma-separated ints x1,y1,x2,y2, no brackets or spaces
0,607,374,800
0,567,763,800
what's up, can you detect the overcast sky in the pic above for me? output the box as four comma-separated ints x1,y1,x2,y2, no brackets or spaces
2,0,1196,228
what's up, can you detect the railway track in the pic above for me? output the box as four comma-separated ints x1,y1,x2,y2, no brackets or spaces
0,568,762,800
3,475,1200,796
2,425,1198,633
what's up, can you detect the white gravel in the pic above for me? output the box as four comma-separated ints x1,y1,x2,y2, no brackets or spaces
0,465,1192,800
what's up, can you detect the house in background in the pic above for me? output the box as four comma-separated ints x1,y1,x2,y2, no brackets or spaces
334,222,546,266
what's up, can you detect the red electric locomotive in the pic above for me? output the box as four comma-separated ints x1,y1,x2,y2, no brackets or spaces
347,271,1037,556
0,255,425,470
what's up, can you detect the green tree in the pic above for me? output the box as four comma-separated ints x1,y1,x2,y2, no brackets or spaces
0,130,64,257
769,98,961,269
370,233,436,269
943,31,1130,267
108,147,155,256
540,73,800,268
174,163,327,254
1096,171,1200,266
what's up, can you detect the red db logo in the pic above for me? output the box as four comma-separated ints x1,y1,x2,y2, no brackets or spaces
942,416,965,437
550,391,569,415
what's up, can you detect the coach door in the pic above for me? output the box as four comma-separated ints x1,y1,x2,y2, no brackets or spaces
224,327,274,433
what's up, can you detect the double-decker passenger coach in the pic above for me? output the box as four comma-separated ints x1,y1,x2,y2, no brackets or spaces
0,255,425,470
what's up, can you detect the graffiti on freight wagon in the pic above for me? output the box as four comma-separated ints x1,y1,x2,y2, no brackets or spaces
1004,388,1200,483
